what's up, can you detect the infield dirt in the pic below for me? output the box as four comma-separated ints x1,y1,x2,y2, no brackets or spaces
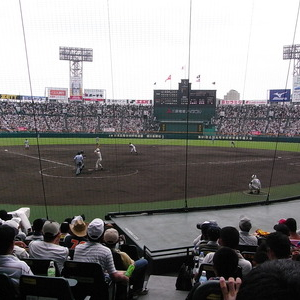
1,144,299,206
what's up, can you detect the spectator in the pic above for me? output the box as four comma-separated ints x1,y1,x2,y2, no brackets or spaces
186,247,239,300
103,228,148,297
73,218,129,284
28,220,69,273
198,225,221,254
221,260,300,300
284,217,300,247
4,219,29,259
25,218,45,244
238,217,258,246
201,226,252,277
63,216,88,250
265,231,291,260
273,223,289,236
0,225,33,292
193,220,218,251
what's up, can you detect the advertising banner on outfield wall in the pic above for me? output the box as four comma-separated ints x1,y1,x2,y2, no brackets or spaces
70,76,83,100
83,89,106,101
269,89,291,102
293,76,300,102
47,88,68,101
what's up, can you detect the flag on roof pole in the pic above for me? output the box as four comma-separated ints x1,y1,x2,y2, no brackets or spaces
165,75,171,82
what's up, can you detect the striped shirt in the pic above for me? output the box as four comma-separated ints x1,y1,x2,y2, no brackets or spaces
0,254,33,289
73,241,116,275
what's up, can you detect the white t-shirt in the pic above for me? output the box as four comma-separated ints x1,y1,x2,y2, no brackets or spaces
28,240,69,273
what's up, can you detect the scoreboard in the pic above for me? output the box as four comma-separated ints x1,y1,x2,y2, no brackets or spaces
154,79,216,106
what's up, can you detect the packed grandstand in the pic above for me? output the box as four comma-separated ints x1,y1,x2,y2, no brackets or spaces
1,100,300,136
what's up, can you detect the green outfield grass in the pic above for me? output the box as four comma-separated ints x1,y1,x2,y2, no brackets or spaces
1,136,300,222
1,136,300,152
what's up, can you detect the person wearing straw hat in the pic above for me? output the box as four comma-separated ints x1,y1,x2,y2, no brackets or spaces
63,216,88,252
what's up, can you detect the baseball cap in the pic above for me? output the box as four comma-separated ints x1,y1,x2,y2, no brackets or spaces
239,217,252,231
42,220,60,237
87,218,104,240
69,218,87,237
198,220,218,231
103,228,119,244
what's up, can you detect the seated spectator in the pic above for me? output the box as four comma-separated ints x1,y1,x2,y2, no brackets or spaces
63,216,88,249
186,247,239,300
0,225,33,293
220,260,300,300
264,231,291,260
201,226,252,277
193,220,218,251
212,247,239,280
198,225,221,254
238,217,258,246
59,221,70,245
273,223,289,236
73,218,129,285
103,228,148,297
284,217,300,247
4,219,29,259
28,220,69,273
25,218,45,244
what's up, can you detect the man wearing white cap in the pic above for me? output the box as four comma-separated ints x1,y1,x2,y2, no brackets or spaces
73,218,129,284
28,220,69,273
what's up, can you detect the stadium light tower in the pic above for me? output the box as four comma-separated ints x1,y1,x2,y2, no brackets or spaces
283,44,300,102
283,44,300,75
59,46,93,100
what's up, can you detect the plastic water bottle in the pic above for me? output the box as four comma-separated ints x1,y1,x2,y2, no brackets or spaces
125,264,135,277
47,261,56,277
199,270,207,284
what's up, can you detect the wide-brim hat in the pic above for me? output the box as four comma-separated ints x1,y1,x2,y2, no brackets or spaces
69,219,87,237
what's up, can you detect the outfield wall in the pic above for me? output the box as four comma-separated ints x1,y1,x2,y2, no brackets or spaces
1,131,300,143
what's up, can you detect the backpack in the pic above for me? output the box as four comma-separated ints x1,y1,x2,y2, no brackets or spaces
175,263,193,291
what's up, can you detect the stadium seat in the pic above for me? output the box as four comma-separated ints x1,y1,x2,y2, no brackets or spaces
61,260,117,300
192,280,223,300
0,273,19,300
22,257,60,276
19,274,75,300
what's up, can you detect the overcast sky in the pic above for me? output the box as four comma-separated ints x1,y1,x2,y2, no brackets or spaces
1,0,300,100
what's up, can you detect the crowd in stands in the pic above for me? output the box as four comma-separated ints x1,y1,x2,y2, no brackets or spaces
2,100,300,137
188,216,300,300
212,103,300,137
0,208,149,299
1,206,300,299
0,101,160,133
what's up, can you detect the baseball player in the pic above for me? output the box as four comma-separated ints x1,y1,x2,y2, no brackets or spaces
129,142,138,154
94,146,103,170
74,151,84,176
249,174,261,194
24,139,29,150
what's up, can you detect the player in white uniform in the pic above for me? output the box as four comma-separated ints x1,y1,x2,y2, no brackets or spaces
94,146,103,170
24,139,29,150
74,152,84,176
249,174,261,194
129,143,137,154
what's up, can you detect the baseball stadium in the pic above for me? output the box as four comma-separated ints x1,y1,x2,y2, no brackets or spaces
2,1,300,299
